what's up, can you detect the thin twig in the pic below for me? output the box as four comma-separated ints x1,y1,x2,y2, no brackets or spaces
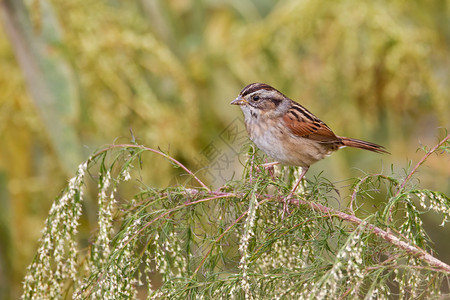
387,134,450,219
90,143,211,191
128,193,236,250
350,174,372,213
396,134,450,196
351,174,396,215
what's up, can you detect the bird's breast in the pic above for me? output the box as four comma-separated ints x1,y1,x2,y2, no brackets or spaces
244,114,337,167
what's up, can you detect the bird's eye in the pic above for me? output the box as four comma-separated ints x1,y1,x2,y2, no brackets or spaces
252,95,260,101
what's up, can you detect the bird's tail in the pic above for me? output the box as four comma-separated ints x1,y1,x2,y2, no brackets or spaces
340,137,389,154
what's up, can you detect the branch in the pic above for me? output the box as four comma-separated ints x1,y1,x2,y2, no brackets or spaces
164,188,450,274
287,197,450,273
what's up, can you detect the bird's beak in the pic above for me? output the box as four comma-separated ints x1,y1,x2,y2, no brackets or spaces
230,95,246,105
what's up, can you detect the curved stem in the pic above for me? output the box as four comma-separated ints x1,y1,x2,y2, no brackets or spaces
90,143,211,192
396,134,450,196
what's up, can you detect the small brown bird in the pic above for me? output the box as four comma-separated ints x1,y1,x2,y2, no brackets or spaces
231,83,388,201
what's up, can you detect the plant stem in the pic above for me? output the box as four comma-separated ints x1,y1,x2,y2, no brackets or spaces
396,133,450,196
91,143,211,191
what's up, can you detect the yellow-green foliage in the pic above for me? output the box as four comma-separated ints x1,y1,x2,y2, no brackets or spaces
22,141,450,299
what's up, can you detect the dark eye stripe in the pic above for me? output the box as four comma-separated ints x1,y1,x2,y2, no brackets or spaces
270,99,282,106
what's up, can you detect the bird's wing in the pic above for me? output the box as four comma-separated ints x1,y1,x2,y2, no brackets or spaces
282,103,340,143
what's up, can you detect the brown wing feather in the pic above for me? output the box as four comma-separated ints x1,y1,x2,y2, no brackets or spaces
283,103,341,143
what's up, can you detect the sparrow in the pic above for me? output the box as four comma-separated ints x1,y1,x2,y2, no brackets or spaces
231,83,388,203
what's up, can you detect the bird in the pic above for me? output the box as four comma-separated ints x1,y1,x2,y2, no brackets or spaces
231,83,388,209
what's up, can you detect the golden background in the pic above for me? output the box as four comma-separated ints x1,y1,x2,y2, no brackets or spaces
0,0,449,297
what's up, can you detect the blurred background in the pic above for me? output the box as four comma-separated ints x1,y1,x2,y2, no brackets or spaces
0,0,449,298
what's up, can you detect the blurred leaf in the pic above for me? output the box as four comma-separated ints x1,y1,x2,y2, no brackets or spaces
0,171,11,299
0,0,81,173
